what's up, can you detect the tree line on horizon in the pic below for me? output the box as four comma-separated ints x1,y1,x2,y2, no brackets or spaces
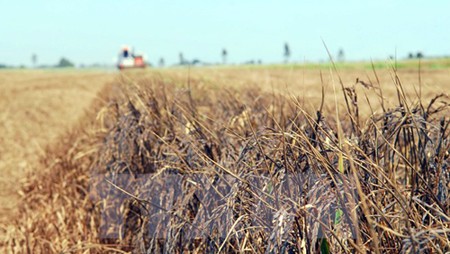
167,43,294,67
0,44,434,69
0,56,75,69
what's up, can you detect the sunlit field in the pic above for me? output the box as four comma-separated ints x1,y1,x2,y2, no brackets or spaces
1,61,449,253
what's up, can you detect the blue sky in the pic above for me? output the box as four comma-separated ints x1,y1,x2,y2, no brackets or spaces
1,0,449,66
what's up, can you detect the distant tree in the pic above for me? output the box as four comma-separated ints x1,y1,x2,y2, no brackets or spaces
31,53,37,68
284,42,291,63
159,58,165,67
222,48,228,64
57,57,74,68
337,48,345,62
408,52,414,59
416,52,424,59
244,60,255,65
179,52,185,65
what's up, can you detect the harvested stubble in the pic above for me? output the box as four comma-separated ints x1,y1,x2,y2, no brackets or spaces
3,69,450,253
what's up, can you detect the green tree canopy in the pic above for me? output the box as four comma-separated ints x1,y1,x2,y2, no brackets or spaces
57,57,75,68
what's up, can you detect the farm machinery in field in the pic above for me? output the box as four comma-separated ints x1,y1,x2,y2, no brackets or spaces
117,45,146,70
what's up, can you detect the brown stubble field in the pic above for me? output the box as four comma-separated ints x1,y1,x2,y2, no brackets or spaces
163,66,450,111
0,71,112,222
0,64,449,253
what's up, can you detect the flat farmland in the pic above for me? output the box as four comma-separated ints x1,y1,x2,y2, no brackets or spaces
0,71,112,222
0,64,449,253
156,65,450,111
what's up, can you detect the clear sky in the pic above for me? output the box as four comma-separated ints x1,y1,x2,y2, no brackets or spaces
1,0,449,66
